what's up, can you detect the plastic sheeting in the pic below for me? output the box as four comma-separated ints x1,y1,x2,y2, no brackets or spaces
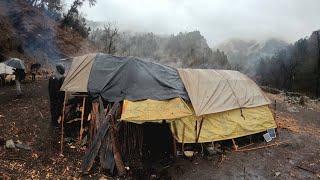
60,54,96,92
178,69,271,116
61,53,189,101
170,105,276,143
121,98,193,123
89,54,189,101
0,63,14,74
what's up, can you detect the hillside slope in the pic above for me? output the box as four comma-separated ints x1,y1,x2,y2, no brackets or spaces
0,0,96,68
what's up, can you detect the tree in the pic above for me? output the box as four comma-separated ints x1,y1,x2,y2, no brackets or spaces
101,23,119,54
60,0,96,38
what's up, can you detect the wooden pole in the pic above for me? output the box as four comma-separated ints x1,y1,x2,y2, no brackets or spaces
235,140,290,152
89,102,99,146
182,123,185,153
194,120,198,143
60,93,68,155
232,139,238,151
196,118,204,143
171,130,177,158
79,96,86,141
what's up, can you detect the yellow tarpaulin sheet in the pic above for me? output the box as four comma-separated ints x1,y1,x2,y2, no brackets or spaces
170,105,276,143
121,98,193,123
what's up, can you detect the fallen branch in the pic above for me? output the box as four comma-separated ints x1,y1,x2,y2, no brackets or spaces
235,140,290,152
38,111,44,119
296,165,317,174
66,118,81,124
0,157,28,162
238,143,255,150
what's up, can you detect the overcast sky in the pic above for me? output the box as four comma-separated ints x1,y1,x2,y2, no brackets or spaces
74,0,320,46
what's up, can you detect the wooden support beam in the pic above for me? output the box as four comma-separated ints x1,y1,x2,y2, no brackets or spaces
89,102,99,146
232,139,238,151
196,118,204,143
79,96,86,141
171,130,177,158
182,123,185,153
60,93,68,155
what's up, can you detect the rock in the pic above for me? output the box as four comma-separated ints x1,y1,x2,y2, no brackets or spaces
275,171,281,177
15,142,32,150
287,106,299,113
5,139,15,149
289,160,295,165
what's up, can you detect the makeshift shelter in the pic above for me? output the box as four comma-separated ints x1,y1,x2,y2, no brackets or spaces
59,53,276,174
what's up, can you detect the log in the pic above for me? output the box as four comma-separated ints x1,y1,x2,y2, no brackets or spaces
110,115,126,176
89,101,99,146
81,101,119,174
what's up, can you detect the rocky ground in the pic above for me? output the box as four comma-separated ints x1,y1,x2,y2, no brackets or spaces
0,80,319,179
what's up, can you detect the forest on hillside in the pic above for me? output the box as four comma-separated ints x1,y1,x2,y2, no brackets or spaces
256,31,320,97
90,28,230,69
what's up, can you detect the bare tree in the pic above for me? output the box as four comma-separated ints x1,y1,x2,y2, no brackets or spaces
101,23,119,54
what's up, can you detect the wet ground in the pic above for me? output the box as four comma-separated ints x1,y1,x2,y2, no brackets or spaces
0,80,319,179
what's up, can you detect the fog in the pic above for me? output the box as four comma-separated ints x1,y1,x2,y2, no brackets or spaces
74,0,320,46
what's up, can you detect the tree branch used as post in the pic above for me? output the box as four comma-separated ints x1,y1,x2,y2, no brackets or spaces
60,93,68,155
79,96,86,141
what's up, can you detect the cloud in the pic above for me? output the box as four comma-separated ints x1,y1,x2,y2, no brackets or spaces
78,0,320,45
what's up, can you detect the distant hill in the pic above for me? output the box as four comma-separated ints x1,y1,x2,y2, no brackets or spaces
217,38,289,74
0,0,96,69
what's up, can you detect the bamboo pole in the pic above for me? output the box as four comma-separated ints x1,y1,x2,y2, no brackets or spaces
60,93,68,155
79,96,86,141
235,140,290,152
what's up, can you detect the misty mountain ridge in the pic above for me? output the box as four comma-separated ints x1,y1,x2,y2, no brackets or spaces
87,20,290,69
217,38,289,62
216,38,289,74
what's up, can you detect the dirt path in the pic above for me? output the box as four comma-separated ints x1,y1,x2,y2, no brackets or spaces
0,80,84,179
0,81,319,179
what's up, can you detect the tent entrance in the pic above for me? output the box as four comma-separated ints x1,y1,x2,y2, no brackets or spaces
118,121,174,178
